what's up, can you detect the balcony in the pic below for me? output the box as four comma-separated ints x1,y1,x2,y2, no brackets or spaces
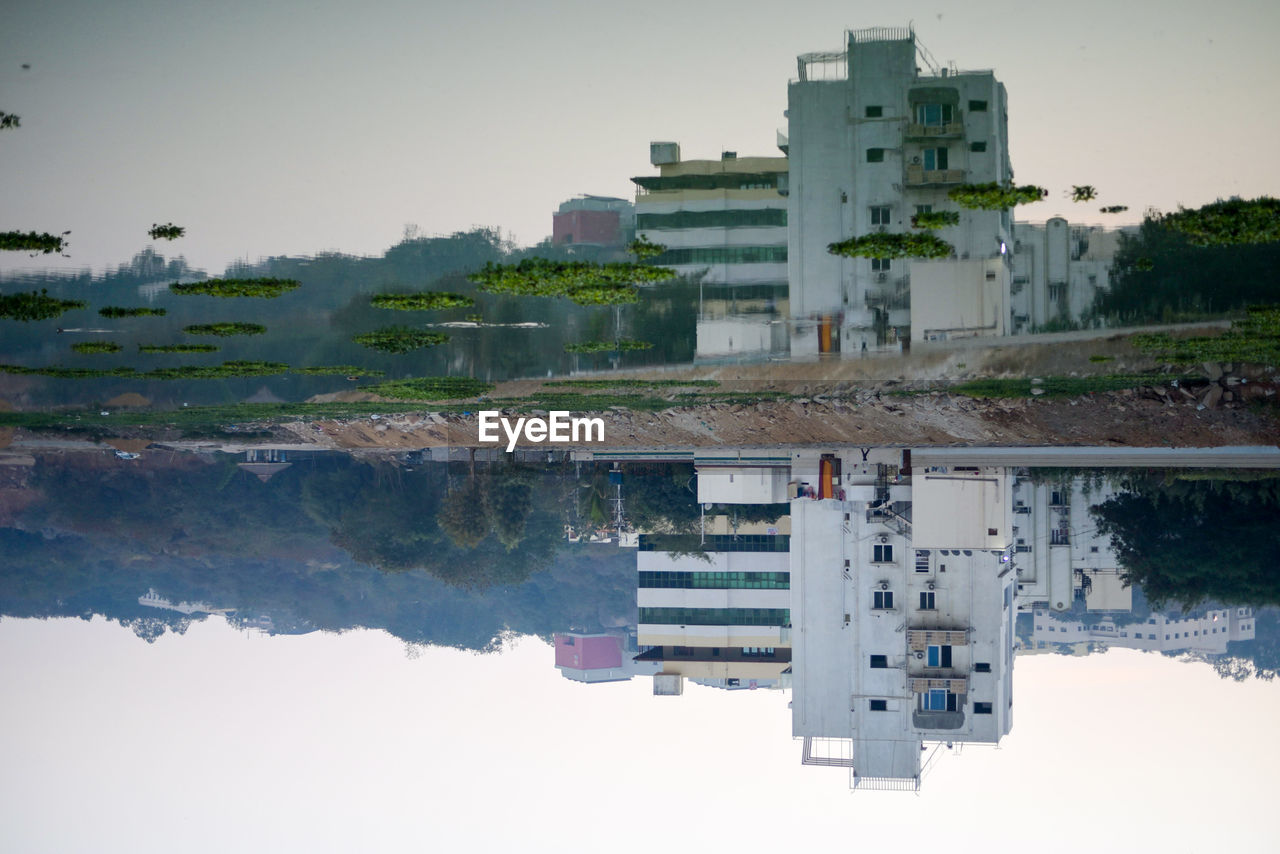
904,121,964,140
905,166,966,187
907,629,969,650
910,677,968,695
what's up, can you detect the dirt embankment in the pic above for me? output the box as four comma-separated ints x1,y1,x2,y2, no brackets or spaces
284,383,1279,451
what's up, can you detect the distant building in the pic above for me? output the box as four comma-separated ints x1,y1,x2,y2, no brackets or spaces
633,142,789,289
1031,607,1255,655
786,26,1014,353
553,632,653,684
1010,218,1133,332
552,195,634,247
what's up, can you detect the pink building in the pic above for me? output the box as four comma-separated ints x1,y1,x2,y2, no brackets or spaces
551,195,633,247
553,632,632,683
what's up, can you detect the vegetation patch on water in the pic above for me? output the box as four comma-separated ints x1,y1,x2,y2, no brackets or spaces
171,277,300,298
353,327,449,354
0,290,87,321
99,306,167,318
292,365,385,377
544,379,720,389
828,232,953,259
359,376,495,400
0,360,290,380
1130,306,1280,366
564,338,653,354
1,230,70,255
948,182,1048,210
138,343,219,353
1155,197,1280,247
469,258,673,306
71,341,123,354
370,292,475,311
184,322,267,337
910,210,961,229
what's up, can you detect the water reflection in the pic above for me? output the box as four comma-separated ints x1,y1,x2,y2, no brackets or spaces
2,444,1277,793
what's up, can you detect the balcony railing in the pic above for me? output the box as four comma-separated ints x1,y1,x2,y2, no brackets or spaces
905,121,964,140
905,166,966,187
910,677,968,695
907,629,969,649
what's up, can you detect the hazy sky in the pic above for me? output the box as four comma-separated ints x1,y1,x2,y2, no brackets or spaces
2,0,1278,275
2,615,1277,851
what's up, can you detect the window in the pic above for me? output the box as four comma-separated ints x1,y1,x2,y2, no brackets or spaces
871,257,892,272
873,544,893,563
921,690,958,712
919,591,936,610
870,205,891,225
865,105,883,118
969,141,987,152
866,148,885,163
968,99,988,112
974,702,993,714
1148,634,1156,640
914,550,930,572
926,644,953,668
870,655,888,669
974,662,991,673
915,103,953,126
742,647,776,657
869,699,888,711
922,147,949,170
873,591,894,610
915,204,933,216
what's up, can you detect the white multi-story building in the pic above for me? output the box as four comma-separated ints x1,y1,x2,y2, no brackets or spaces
1010,219,1133,332
633,143,789,290
789,451,1016,790
1031,607,1256,655
786,26,1014,354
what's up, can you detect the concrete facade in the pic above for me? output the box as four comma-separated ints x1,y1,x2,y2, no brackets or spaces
1010,218,1133,332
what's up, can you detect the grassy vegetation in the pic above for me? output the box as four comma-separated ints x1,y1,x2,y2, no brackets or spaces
99,306,167,318
352,327,449,354
358,376,495,400
1131,306,1280,366
828,232,952,260
948,183,1048,210
0,290,87,321
138,344,219,353
370,292,475,311
71,341,123,354
564,338,653,354
1089,354,1115,363
0,230,70,255
171,277,300,298
184,322,267,337
950,375,1189,398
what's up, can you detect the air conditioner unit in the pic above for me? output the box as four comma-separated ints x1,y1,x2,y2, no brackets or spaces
879,581,890,591
876,272,887,283
878,535,889,543
911,156,921,164
915,651,924,659
928,582,935,590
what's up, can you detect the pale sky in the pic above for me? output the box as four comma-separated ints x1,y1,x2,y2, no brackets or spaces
2,615,1277,852
2,0,1278,275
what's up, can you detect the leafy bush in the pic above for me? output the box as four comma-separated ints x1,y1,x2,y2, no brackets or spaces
828,232,953,259
0,230,70,255
1130,307,1280,366
628,235,665,260
183,322,267,337
1155,197,1280,247
171,277,300,298
469,257,674,305
71,341,123,354
564,338,653,354
359,376,494,400
352,327,449,354
370,291,475,311
910,210,960,229
947,183,1047,210
138,344,218,353
99,306,167,318
0,289,87,321
148,223,185,241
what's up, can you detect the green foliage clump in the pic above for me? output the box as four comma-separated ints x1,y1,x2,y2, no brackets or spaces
1130,306,1280,366
0,289,86,321
358,376,493,399
99,306,167,318
1088,354,1115,363
953,375,1184,398
628,235,665,260
148,223,185,241
1071,185,1097,202
352,326,448,354
370,291,475,311
143,360,288,379
0,112,19,130
1100,205,1129,214
292,366,385,377
1,231,70,255
71,341,122,354
910,210,960,229
469,257,674,305
544,379,719,389
828,232,953,260
171,277,300,298
947,182,1048,210
564,338,653,354
1155,197,1280,247
183,322,267,337
138,344,218,353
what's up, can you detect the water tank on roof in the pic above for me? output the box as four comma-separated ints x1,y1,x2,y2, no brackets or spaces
650,141,680,166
